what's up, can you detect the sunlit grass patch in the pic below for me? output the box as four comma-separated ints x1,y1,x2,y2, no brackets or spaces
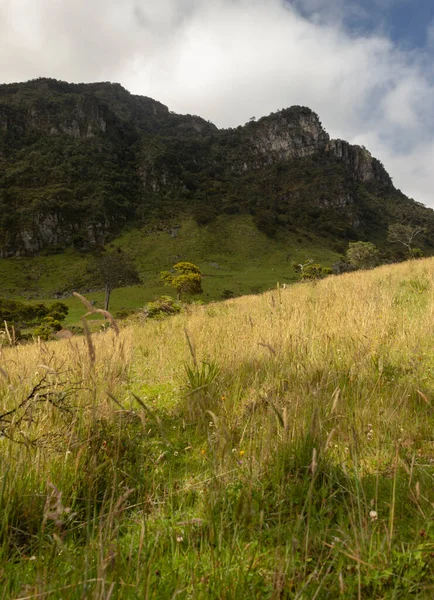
2,257,434,597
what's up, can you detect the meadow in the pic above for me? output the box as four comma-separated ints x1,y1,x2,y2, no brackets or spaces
0,215,340,326
1,257,434,598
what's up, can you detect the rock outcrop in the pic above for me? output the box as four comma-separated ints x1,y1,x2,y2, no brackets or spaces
251,107,330,161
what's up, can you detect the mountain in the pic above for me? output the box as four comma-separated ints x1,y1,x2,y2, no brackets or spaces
1,77,433,257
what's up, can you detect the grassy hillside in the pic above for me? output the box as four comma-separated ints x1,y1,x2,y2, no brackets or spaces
0,215,340,325
2,258,434,597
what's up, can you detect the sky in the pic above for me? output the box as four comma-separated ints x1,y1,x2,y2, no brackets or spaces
1,0,433,206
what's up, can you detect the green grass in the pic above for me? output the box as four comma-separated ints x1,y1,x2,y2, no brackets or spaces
2,258,434,597
0,215,340,326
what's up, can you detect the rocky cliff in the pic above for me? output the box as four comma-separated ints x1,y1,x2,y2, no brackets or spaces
0,78,432,255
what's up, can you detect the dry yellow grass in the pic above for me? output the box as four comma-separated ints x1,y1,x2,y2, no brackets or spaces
131,257,434,378
2,257,434,451
2,258,434,598
130,258,434,423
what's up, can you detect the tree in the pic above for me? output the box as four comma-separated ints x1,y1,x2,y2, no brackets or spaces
387,224,424,258
161,262,203,300
89,249,141,311
346,241,379,270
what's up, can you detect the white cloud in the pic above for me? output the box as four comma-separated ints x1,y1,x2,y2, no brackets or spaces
0,0,433,207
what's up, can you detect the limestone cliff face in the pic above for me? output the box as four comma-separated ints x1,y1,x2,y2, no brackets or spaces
0,214,108,258
0,93,108,145
138,106,392,195
326,139,391,186
250,107,330,162
244,108,391,187
0,78,212,147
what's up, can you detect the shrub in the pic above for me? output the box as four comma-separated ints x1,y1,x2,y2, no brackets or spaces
346,241,379,269
33,316,63,340
293,261,332,280
411,247,424,258
222,289,235,299
145,296,182,319
115,308,135,320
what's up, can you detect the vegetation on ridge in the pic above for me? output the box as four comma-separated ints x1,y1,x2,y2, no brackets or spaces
1,258,434,597
1,78,434,258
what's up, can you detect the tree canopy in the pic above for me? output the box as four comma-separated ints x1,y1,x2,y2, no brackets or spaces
0,299,68,341
161,262,203,300
387,224,424,258
89,249,141,311
346,241,379,270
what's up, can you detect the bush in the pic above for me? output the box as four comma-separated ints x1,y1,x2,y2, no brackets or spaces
293,262,332,280
145,296,182,319
0,299,69,342
346,241,379,269
411,247,424,258
33,316,63,340
115,308,135,320
222,290,235,299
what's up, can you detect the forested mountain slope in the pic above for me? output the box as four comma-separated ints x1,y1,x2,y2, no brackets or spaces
1,77,433,256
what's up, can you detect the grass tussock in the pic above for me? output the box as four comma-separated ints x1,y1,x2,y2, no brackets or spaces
2,258,434,598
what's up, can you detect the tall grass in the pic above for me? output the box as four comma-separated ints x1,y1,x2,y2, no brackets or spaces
2,259,434,598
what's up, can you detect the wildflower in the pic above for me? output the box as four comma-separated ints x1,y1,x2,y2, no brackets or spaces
200,449,206,455
369,510,378,521
221,395,226,401
176,536,184,543
174,451,179,456
239,450,245,457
